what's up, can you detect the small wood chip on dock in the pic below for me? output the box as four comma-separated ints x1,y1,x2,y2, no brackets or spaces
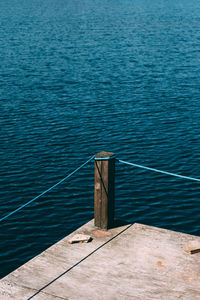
185,240,200,255
68,234,92,244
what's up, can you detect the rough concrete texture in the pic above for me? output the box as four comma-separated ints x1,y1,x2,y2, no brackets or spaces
0,220,200,300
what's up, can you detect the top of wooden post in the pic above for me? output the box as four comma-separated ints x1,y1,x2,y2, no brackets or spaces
95,151,115,160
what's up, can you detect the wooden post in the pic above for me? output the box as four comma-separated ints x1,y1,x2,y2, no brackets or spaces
94,151,115,229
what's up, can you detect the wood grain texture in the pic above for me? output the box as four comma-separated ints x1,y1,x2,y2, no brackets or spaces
1,221,200,300
94,152,115,229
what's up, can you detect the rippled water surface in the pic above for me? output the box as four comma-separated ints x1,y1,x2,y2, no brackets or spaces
1,0,200,278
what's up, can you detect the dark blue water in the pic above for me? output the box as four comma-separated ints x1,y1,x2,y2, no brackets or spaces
1,0,200,278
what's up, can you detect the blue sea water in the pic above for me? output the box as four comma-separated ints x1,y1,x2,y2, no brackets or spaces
1,0,200,278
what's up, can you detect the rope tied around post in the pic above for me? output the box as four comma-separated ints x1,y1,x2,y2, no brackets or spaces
2,153,199,226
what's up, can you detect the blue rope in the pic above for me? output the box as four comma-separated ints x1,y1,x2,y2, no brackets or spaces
0,155,95,223
118,159,200,182
95,156,116,161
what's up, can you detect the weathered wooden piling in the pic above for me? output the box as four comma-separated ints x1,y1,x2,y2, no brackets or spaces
94,151,115,229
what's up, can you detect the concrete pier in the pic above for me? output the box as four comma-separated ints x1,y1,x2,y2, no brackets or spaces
0,220,200,299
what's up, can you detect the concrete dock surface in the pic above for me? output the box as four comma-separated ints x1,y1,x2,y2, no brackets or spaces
0,220,200,300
